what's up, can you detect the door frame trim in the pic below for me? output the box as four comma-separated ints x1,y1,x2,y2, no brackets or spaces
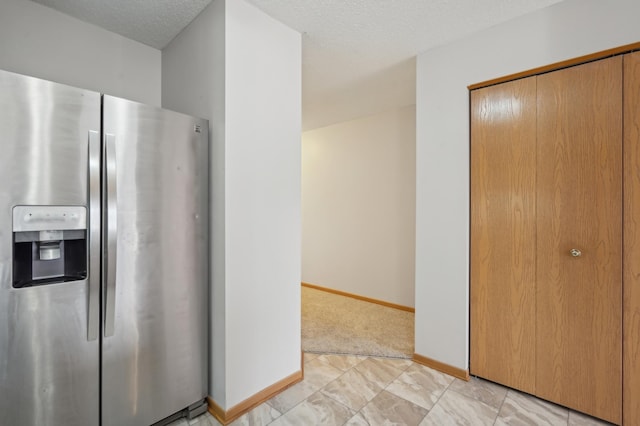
468,41,640,90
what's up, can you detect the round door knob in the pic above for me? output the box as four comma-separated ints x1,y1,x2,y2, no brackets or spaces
570,248,582,257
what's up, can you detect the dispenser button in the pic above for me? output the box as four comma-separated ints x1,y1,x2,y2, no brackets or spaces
39,230,63,241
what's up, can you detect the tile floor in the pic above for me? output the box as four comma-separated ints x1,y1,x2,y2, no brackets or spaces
170,352,614,426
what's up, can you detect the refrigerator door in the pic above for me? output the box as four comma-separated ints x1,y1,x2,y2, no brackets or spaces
101,95,208,426
0,70,101,426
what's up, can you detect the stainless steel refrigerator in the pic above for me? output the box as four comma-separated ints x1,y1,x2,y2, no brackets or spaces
0,69,209,426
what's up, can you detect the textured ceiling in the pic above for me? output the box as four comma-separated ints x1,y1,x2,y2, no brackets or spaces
30,0,564,130
30,0,212,49
244,0,564,129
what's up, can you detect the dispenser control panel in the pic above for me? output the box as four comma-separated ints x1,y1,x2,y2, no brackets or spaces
12,205,88,288
13,206,86,232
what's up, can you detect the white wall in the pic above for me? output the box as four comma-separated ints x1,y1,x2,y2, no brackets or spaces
302,106,416,307
163,0,301,410
224,0,301,409
0,0,160,106
415,0,640,370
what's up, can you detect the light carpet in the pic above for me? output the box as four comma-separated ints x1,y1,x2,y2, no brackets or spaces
301,286,414,359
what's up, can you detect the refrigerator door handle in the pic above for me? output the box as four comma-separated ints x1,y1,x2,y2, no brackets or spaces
87,130,101,341
104,133,117,337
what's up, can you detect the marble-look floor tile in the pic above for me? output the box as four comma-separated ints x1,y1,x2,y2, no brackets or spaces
199,413,223,426
168,413,220,426
420,389,498,426
385,363,454,410
568,410,616,426
170,355,619,426
359,390,428,426
448,376,508,409
257,355,344,414
269,391,354,426
320,367,382,411
344,413,370,425
266,380,320,413
228,403,281,425
496,389,569,426
303,352,319,364
315,353,364,372
353,357,412,388
377,356,414,370
303,357,346,388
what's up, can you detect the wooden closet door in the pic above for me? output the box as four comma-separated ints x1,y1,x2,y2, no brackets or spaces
624,50,640,426
470,77,537,393
536,57,622,424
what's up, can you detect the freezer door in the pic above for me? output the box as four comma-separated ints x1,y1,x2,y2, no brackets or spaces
101,95,208,426
0,70,101,426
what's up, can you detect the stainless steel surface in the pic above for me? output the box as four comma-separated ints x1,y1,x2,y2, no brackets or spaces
101,95,208,426
88,130,101,341
12,205,87,232
570,248,582,257
103,133,118,337
0,69,100,426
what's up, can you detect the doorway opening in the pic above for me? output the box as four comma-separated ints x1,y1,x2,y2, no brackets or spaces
300,105,416,358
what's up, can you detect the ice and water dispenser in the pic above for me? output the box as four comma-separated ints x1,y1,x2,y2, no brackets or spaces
12,206,87,288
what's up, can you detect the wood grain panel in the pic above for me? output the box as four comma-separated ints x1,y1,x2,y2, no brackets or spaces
624,50,640,426
536,57,622,424
470,77,537,394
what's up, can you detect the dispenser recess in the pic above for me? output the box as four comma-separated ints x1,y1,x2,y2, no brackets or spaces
12,206,87,288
